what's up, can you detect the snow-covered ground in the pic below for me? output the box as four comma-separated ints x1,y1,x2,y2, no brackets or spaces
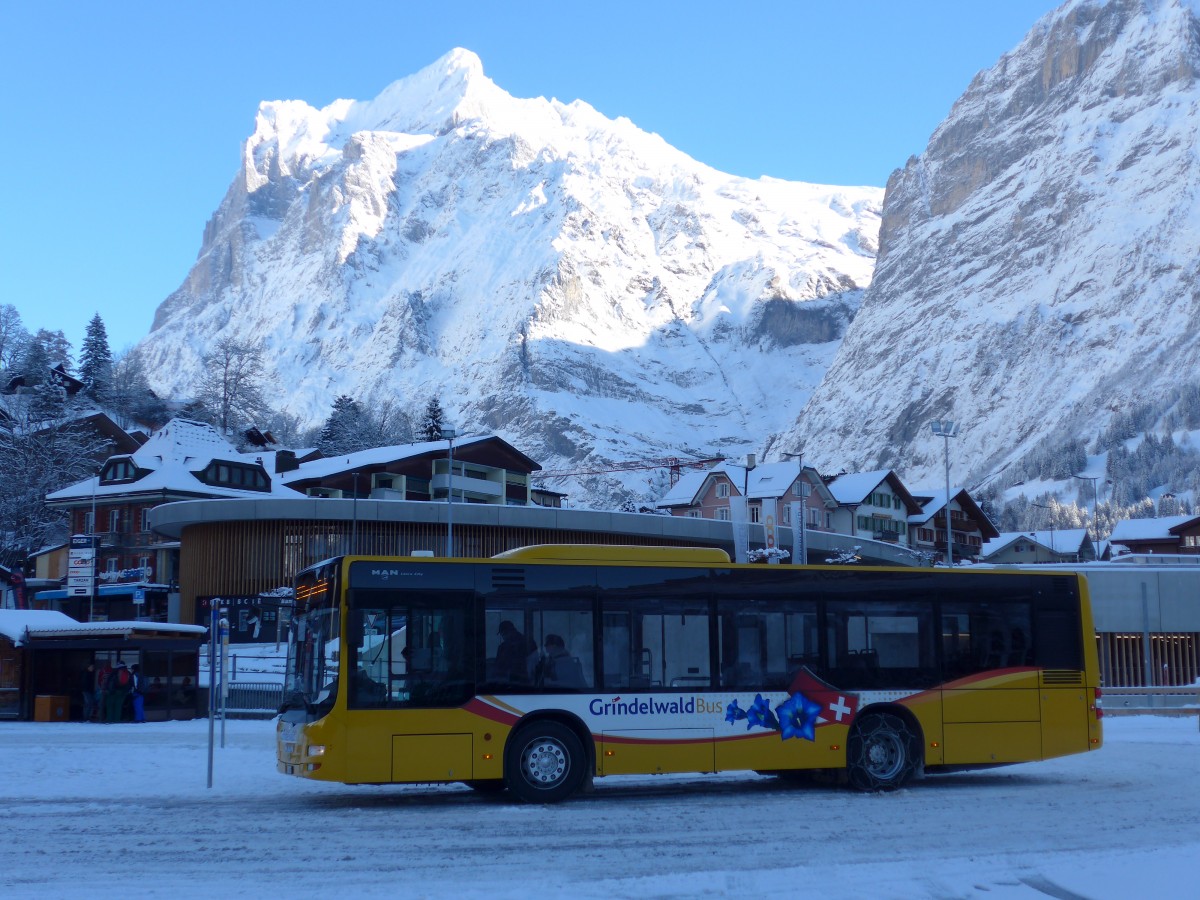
3,714,1197,898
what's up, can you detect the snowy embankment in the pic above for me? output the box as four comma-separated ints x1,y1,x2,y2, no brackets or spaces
2,715,1197,898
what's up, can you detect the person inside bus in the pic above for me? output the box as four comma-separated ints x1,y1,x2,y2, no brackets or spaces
539,633,585,689
495,620,536,684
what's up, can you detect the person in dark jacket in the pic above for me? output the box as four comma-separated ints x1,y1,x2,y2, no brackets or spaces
96,660,113,723
495,620,536,684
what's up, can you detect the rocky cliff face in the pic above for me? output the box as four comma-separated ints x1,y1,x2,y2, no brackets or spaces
137,49,880,506
778,0,1200,487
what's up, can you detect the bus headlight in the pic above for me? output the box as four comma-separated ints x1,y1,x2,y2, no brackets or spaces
308,745,326,757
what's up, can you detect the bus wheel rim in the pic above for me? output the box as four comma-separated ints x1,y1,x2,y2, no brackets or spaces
523,738,568,787
865,732,904,780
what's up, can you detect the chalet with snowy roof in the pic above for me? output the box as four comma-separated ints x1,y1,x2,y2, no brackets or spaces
654,460,836,535
279,434,555,507
1109,515,1200,556
908,488,999,563
824,470,923,546
981,529,1095,564
41,418,304,620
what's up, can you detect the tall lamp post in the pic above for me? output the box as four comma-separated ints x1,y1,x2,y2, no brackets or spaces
930,420,959,566
441,426,457,557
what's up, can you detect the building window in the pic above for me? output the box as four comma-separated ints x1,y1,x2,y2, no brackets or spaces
103,459,137,482
783,506,790,524
105,558,117,573
716,482,730,499
717,508,731,521
750,506,760,524
687,510,700,518
108,509,121,533
139,509,151,532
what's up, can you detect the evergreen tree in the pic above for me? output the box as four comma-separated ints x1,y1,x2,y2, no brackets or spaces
78,313,113,401
420,396,446,441
317,396,370,455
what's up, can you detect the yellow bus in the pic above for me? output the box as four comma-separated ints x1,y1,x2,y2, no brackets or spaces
277,545,1103,802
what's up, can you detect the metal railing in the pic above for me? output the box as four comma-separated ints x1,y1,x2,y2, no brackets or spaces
222,681,283,718
1103,685,1200,714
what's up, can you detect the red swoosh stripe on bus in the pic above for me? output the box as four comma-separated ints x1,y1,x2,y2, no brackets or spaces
464,698,521,726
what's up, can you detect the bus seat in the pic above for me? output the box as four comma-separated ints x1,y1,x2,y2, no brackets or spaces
548,656,586,689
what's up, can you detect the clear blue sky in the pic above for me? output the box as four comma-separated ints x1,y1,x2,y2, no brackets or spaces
0,0,1058,357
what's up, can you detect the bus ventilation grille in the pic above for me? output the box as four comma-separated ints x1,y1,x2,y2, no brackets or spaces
1041,670,1083,686
491,568,526,591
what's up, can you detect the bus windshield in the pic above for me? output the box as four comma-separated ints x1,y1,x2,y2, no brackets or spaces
283,568,340,714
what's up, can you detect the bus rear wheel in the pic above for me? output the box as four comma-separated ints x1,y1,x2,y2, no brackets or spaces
847,712,919,791
505,721,586,804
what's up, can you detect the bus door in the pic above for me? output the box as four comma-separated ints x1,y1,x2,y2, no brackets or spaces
940,601,1040,764
595,567,715,776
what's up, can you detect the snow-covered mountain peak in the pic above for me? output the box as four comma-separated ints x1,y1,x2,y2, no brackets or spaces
138,50,882,507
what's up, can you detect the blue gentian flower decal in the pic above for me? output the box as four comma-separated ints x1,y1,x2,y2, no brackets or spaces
745,693,779,731
725,699,746,724
777,691,823,742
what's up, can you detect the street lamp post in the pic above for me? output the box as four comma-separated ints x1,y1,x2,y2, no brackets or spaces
930,421,959,566
441,426,457,557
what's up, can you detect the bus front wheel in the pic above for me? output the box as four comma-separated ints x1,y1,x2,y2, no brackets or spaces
505,721,586,803
847,712,919,791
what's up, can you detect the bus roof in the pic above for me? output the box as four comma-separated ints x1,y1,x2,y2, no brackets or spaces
491,544,732,565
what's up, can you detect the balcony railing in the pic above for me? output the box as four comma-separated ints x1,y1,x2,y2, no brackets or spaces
94,531,157,550
431,472,503,500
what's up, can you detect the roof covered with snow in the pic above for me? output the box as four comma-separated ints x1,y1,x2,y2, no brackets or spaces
825,469,892,504
279,435,497,483
1110,515,1200,542
982,529,1091,557
655,460,827,509
45,418,299,502
0,610,207,645
656,470,710,507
